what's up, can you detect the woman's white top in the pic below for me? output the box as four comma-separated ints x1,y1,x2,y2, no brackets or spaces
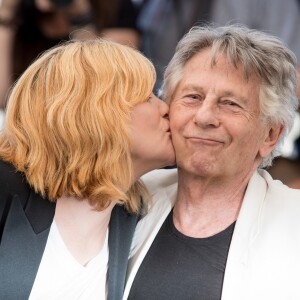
29,221,108,300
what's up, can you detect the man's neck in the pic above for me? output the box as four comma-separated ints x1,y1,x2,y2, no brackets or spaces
173,168,256,238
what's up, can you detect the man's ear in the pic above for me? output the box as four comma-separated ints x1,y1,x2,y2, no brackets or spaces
259,124,283,158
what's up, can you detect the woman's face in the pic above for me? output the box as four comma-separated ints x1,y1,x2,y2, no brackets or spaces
130,94,175,178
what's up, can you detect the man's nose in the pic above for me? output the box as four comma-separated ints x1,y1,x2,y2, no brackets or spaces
194,100,220,128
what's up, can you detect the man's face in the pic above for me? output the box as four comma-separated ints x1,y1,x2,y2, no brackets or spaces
170,48,276,180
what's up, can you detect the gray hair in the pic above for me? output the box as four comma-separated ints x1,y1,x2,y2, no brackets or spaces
162,24,298,168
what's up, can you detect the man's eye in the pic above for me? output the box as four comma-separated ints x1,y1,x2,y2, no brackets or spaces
223,100,239,107
186,94,200,100
228,101,237,106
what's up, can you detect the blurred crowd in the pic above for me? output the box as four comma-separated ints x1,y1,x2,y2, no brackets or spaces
0,0,299,187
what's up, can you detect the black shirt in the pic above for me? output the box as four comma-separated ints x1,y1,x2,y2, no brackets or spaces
128,210,235,300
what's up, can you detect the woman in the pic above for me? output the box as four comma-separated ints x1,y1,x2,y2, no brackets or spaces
0,39,175,299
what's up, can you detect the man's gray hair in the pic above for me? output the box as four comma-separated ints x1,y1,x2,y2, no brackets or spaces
162,24,298,168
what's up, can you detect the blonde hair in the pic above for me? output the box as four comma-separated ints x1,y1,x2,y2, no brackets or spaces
0,39,156,212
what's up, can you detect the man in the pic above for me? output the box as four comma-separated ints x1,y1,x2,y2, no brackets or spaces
138,0,300,188
123,25,300,300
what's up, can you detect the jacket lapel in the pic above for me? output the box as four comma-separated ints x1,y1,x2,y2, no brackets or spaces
123,184,177,299
107,205,139,300
221,171,267,300
0,192,55,299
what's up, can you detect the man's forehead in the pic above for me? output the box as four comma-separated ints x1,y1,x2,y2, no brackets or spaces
185,48,257,82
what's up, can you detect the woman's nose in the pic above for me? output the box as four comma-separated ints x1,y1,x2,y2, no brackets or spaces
156,97,169,117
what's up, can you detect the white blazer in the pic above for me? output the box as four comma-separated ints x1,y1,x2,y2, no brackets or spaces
123,169,300,300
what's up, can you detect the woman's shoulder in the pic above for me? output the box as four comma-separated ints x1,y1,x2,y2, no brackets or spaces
0,159,29,190
0,159,31,208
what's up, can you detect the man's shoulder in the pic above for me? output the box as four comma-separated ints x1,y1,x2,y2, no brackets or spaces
140,168,178,217
259,169,300,202
141,168,178,195
128,169,177,263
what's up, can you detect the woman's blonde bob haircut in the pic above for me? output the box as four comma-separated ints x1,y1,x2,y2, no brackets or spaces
0,39,156,213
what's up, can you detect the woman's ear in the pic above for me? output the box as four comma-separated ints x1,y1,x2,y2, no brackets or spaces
259,124,283,158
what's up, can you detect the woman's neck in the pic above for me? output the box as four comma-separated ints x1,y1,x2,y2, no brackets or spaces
54,196,116,266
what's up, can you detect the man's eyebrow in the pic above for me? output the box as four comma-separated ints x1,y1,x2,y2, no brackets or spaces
180,84,204,93
180,85,250,104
